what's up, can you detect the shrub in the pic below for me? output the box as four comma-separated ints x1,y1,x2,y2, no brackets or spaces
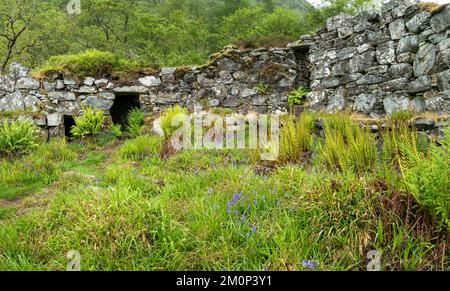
117,135,163,161
279,113,315,163
160,105,188,138
0,120,39,156
319,114,377,173
71,107,105,139
126,108,145,138
33,49,139,78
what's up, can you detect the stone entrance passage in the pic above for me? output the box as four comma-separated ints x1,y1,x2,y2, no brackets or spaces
109,93,141,127
292,46,310,87
64,115,76,139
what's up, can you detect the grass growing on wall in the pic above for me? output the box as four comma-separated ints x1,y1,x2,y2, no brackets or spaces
33,50,141,79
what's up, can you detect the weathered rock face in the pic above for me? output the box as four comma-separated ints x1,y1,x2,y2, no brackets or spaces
306,0,450,116
0,0,449,139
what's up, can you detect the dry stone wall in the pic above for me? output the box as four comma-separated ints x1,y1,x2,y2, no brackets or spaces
295,0,450,117
0,0,449,139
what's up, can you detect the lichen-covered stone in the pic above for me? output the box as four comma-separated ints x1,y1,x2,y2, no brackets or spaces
389,18,406,40
414,43,437,76
376,41,396,64
397,35,419,54
408,75,432,93
430,5,450,33
353,93,377,113
383,94,411,115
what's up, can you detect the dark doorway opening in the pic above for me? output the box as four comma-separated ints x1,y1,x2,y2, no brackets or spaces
293,46,310,87
64,115,76,139
110,94,141,128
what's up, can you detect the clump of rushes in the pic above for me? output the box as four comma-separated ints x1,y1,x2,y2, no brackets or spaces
319,113,377,173
279,113,315,163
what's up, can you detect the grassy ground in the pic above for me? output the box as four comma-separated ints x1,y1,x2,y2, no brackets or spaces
0,115,448,271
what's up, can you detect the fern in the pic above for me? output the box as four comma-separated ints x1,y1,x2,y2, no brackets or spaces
71,106,105,139
126,108,145,138
0,119,39,156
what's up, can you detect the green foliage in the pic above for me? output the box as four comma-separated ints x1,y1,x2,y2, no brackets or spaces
319,114,377,173
389,110,413,124
1,0,374,70
255,82,269,95
160,105,188,138
117,135,163,161
288,86,310,107
126,108,145,138
71,107,105,139
0,120,39,156
383,125,450,231
34,49,139,78
279,113,315,163
109,124,123,139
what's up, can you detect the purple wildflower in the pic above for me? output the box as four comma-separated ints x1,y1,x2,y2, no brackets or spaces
250,223,257,233
241,215,247,222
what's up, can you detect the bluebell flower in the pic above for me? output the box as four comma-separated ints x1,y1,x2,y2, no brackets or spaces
241,215,247,222
250,223,257,233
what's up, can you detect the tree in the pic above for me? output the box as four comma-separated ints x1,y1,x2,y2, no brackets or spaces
0,0,42,72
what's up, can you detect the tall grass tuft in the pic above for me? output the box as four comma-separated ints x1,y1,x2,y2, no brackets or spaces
0,119,39,157
319,113,377,173
279,113,315,163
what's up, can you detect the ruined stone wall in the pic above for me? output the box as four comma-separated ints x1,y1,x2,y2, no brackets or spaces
297,0,450,117
0,0,449,139
0,47,303,137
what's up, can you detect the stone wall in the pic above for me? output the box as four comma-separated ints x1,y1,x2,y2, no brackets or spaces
295,0,450,117
0,46,305,137
0,0,449,139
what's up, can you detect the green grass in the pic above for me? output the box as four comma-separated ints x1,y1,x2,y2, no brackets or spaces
33,49,140,79
0,113,448,271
